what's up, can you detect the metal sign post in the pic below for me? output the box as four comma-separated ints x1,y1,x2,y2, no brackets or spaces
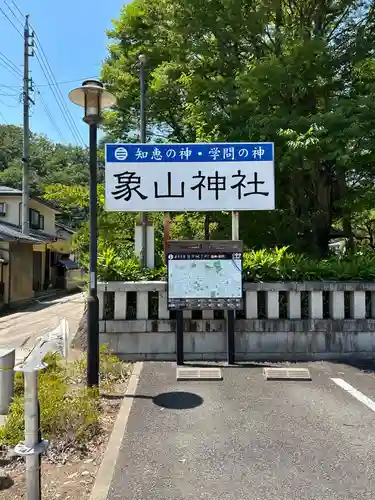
104,141,275,365
166,240,243,365
14,334,65,500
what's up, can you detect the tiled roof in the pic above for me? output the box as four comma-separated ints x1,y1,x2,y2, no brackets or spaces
0,186,22,195
0,221,42,244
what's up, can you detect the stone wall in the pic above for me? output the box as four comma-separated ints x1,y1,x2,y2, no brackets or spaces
98,281,375,361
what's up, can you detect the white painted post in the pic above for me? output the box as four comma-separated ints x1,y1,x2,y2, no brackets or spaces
114,291,127,320
202,310,214,319
309,291,323,319
266,291,279,319
329,291,345,319
0,348,15,415
351,291,366,319
135,224,155,268
287,291,301,319
245,291,258,319
136,291,149,319
232,212,239,240
158,291,169,319
98,291,104,320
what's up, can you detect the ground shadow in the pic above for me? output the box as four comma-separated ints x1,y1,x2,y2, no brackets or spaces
332,359,375,374
126,391,203,410
0,472,14,491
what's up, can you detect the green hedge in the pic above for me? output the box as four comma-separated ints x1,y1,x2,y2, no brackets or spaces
97,246,375,282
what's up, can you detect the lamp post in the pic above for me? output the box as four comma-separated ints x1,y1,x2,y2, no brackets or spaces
138,54,148,267
68,79,116,387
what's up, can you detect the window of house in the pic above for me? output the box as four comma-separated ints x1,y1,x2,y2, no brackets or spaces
0,202,6,216
29,208,42,229
39,214,45,230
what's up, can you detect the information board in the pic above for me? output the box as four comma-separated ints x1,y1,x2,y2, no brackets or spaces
167,242,243,310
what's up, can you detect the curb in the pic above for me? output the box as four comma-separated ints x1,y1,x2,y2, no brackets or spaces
89,361,143,500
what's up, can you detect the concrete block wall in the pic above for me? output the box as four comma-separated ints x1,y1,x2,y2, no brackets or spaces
98,281,375,361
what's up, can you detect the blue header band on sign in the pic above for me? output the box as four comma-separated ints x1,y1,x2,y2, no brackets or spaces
105,143,273,163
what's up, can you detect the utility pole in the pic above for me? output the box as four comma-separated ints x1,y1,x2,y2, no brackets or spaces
22,15,34,235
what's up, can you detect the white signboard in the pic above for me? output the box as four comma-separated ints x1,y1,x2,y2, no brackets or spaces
168,257,242,299
105,142,275,212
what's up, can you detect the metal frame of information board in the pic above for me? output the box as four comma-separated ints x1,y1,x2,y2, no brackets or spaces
166,240,243,365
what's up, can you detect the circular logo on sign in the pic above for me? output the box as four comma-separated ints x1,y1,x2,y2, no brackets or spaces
114,147,128,161
168,255,173,260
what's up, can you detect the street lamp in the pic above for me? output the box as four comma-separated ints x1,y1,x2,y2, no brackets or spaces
68,79,116,387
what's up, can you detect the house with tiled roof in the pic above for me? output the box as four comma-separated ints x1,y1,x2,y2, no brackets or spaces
0,186,79,307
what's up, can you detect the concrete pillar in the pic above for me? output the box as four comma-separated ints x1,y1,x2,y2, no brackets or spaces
134,224,155,268
329,291,345,319
98,291,104,320
158,291,169,320
183,310,192,319
309,291,323,319
245,291,258,319
287,291,301,319
136,291,149,319
114,291,127,320
266,291,279,319
351,291,366,319
202,310,214,319
0,348,15,415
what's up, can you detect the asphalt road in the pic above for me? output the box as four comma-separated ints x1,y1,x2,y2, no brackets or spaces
0,293,84,349
108,361,375,500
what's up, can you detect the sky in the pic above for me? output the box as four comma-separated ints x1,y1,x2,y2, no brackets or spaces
0,0,126,147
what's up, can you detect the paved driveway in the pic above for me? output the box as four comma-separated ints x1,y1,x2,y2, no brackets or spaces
109,361,375,500
0,293,84,350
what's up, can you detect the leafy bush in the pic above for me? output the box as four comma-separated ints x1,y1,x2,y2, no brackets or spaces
98,245,375,282
0,349,128,447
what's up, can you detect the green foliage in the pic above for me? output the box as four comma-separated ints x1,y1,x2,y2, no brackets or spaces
101,0,375,257
0,349,129,447
100,245,375,282
244,247,375,282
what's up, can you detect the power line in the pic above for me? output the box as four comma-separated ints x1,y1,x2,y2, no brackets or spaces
0,58,21,79
5,0,23,22
0,97,18,107
32,31,86,146
33,49,85,146
35,76,98,87
0,6,22,36
4,0,23,24
36,90,66,143
0,109,8,124
0,50,22,76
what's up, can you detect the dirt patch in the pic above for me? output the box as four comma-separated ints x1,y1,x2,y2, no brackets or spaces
0,381,128,500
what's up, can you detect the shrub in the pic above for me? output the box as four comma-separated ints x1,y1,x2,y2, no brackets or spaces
97,245,375,282
0,348,128,448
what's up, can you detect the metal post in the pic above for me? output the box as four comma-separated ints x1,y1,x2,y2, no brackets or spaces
176,309,184,365
226,310,235,365
24,372,40,500
229,211,239,364
139,55,148,267
87,123,99,387
22,15,31,235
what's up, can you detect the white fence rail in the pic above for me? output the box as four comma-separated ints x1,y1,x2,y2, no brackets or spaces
97,281,375,321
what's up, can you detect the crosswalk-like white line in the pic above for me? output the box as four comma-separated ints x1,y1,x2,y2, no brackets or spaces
331,377,375,413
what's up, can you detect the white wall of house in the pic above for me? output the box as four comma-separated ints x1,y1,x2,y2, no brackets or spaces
0,195,58,235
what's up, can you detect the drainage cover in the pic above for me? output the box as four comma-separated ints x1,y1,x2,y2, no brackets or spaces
263,367,311,381
176,367,223,381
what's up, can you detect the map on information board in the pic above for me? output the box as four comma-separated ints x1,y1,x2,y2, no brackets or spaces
167,252,243,310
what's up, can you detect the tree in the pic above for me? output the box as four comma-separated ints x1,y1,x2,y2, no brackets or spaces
101,0,375,256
